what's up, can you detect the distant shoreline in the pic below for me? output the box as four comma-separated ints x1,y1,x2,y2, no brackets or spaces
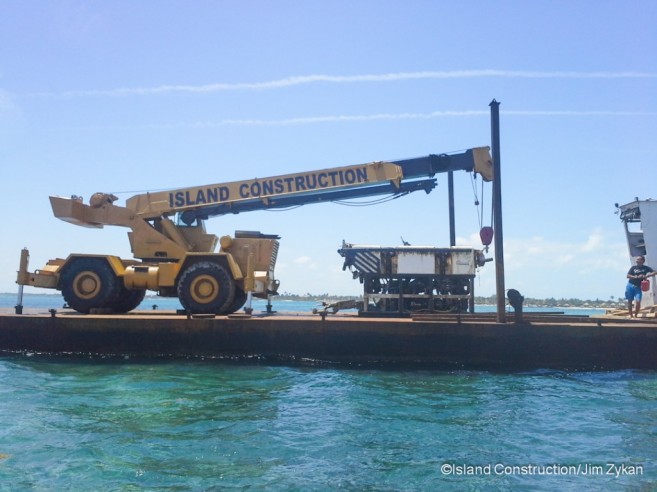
2,292,623,310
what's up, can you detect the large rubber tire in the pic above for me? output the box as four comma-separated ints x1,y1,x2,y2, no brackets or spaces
60,258,120,314
177,262,235,314
110,286,146,313
223,288,248,314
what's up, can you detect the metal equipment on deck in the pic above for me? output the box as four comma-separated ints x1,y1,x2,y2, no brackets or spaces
338,242,487,315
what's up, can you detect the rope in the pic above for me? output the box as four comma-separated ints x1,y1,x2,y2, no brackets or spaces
470,173,483,229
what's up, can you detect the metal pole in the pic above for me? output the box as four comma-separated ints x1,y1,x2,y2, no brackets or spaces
16,248,30,315
469,277,475,314
244,252,255,315
490,99,506,323
448,171,456,246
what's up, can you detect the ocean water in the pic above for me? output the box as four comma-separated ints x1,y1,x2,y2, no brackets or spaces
4,292,607,317
1,294,655,490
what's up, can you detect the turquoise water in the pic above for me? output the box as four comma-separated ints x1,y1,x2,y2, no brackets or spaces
1,362,655,490
2,294,655,490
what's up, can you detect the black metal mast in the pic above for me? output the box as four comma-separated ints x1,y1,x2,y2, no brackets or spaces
490,99,506,322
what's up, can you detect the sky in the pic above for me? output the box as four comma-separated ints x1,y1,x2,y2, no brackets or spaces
1,0,656,302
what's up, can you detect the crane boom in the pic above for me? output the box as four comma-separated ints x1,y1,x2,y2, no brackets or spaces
51,146,491,230
125,160,405,221
128,146,492,223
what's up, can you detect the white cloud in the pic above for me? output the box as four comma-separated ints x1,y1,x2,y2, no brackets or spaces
555,254,576,266
580,230,604,252
476,230,631,299
293,256,319,270
0,90,20,119
0,90,25,148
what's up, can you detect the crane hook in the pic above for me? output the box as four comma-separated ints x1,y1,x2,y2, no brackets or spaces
480,226,494,249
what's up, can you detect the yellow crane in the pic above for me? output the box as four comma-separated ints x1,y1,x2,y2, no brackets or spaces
17,147,492,315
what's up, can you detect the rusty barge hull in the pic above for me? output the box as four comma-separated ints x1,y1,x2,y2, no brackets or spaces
1,311,657,370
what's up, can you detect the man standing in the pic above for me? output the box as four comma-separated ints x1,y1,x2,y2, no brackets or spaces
626,255,657,317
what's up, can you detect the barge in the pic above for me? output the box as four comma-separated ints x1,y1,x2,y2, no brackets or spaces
3,102,656,371
1,307,657,370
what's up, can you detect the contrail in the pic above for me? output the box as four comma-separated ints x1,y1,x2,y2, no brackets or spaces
504,110,657,116
28,70,657,97
98,109,655,129
203,110,489,126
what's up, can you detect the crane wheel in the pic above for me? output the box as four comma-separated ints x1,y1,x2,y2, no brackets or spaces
223,288,248,314
178,262,236,314
60,258,120,314
110,286,146,313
